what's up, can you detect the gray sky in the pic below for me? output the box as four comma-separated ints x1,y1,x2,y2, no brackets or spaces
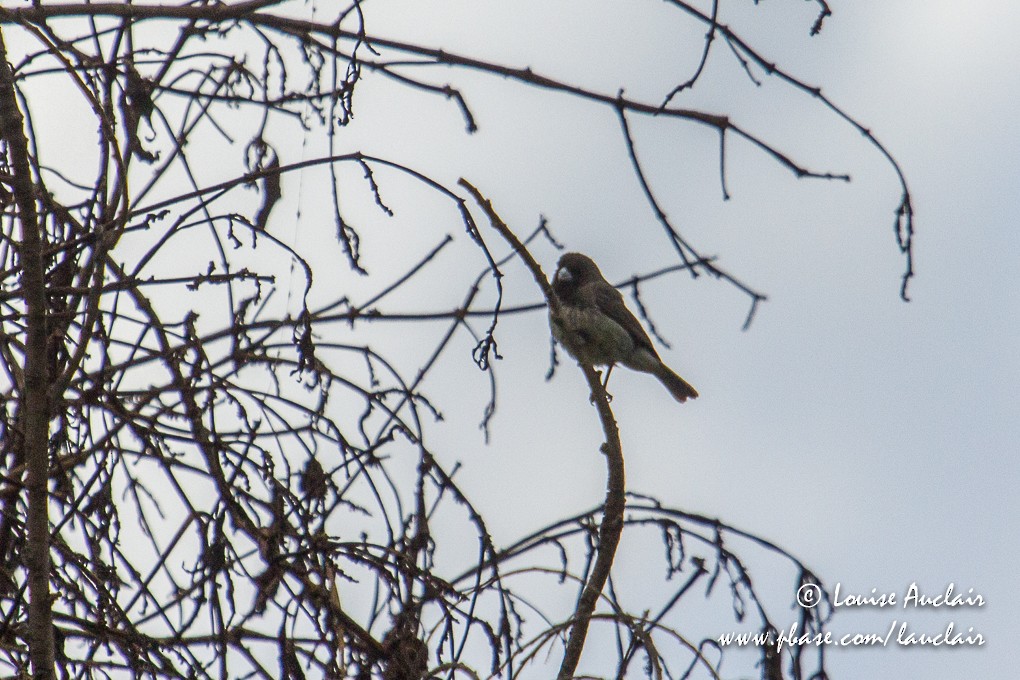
335,1,1017,677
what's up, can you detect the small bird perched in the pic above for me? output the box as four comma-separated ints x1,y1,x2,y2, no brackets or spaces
549,252,698,403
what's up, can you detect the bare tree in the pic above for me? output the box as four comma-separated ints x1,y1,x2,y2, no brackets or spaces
0,2,909,679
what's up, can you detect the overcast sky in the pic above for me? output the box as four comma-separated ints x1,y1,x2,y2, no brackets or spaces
333,1,1017,677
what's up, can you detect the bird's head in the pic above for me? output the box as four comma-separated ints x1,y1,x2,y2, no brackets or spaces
553,252,603,300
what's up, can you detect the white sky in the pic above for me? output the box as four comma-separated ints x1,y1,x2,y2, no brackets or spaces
353,1,1017,678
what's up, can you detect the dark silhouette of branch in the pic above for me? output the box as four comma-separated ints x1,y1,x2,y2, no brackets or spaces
553,370,624,680
0,27,56,680
664,0,913,298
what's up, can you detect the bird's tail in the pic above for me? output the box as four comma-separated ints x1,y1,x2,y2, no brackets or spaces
654,364,699,403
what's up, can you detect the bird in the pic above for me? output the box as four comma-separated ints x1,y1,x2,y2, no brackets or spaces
548,252,698,403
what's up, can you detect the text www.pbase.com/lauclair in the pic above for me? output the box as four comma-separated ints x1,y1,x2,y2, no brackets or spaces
717,621,984,652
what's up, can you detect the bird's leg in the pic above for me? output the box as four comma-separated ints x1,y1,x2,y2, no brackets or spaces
602,364,615,388
590,364,615,403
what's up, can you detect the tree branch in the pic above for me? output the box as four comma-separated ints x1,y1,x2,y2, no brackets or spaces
460,178,626,680
0,26,56,680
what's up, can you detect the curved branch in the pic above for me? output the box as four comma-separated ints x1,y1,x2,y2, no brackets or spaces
460,178,627,680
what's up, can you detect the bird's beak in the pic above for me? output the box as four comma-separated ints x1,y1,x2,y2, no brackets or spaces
554,267,573,284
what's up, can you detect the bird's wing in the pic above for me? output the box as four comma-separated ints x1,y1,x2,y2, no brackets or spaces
592,283,660,358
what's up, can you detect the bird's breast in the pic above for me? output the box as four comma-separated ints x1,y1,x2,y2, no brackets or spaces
549,305,635,366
